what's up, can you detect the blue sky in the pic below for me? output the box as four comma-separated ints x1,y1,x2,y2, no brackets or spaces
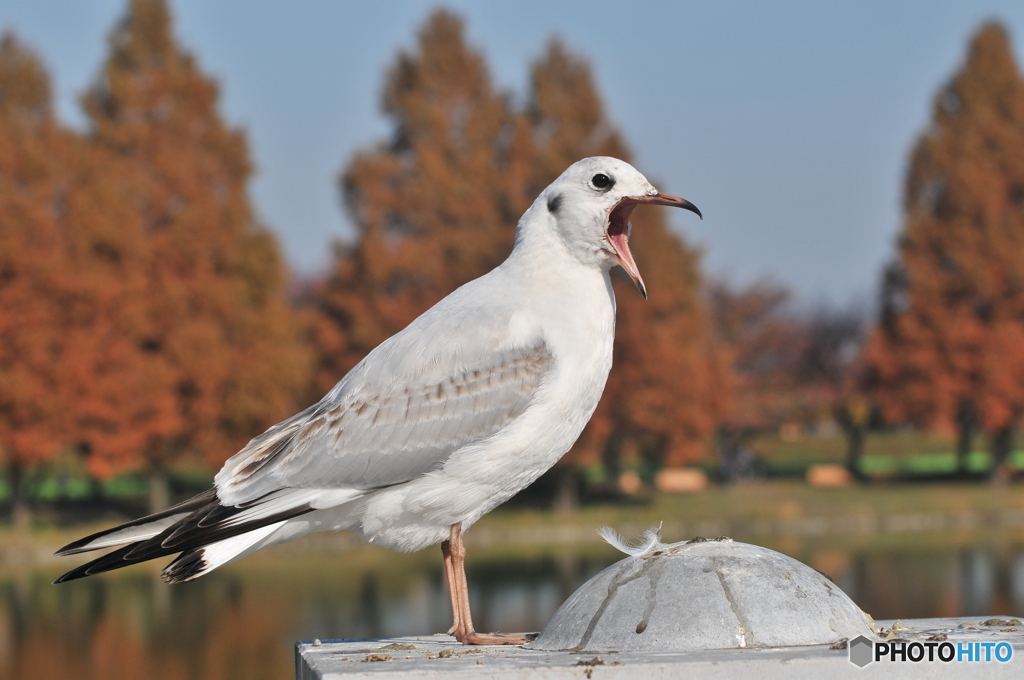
3,1,1024,306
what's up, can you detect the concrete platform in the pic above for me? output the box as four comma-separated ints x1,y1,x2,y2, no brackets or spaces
297,617,1024,679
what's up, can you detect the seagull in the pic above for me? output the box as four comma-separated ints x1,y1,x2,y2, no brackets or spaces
54,157,701,645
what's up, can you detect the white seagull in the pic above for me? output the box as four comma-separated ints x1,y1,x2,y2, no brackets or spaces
54,157,701,645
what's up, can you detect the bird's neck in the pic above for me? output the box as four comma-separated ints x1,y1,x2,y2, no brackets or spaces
502,206,615,309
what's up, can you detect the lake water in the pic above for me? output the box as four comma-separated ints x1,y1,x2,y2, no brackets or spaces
3,535,1023,680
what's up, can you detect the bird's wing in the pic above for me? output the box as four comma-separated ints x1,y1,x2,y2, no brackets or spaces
54,299,555,581
215,302,553,506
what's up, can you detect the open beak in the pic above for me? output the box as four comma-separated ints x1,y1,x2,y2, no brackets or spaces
606,192,702,300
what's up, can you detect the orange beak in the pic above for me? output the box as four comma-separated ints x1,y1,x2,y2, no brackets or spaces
606,192,702,299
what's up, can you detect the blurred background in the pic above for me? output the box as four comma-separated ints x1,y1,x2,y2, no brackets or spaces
3,1,1024,678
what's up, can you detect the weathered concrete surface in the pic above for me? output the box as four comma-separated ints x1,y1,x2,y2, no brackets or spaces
296,618,1024,679
297,539,1021,677
530,538,873,652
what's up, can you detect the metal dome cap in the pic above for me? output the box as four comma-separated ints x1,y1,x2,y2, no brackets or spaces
529,534,876,653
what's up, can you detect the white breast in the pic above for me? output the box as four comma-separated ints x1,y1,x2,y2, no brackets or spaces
352,265,617,552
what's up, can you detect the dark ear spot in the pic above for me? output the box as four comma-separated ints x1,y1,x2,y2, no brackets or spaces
547,193,562,214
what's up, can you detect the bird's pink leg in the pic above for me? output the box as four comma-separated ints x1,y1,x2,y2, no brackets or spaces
446,523,529,645
441,536,461,635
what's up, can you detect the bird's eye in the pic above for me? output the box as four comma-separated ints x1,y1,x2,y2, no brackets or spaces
591,173,613,190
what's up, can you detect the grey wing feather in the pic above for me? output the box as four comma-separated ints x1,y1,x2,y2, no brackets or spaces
216,340,553,505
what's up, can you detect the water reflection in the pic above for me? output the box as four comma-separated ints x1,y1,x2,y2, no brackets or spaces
2,540,1022,680
961,549,996,615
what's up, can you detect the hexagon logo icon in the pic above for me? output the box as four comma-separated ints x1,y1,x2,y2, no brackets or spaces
849,635,874,667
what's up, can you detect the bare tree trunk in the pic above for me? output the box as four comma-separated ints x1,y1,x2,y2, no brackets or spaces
845,424,865,482
989,426,1013,486
602,430,625,489
955,424,973,475
149,467,170,514
8,461,31,527
838,396,871,483
88,475,104,502
553,466,579,516
955,402,974,476
717,429,742,483
78,442,104,502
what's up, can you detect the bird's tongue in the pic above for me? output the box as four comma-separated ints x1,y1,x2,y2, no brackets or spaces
608,204,647,299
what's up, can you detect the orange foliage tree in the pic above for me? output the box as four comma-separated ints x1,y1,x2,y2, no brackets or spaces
0,31,164,519
82,0,310,509
709,281,802,431
710,281,866,431
864,22,1024,482
307,10,532,396
309,15,723,498
526,39,725,476
710,280,866,478
0,32,72,522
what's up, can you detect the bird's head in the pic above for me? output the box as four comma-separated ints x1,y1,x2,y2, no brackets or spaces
535,157,701,299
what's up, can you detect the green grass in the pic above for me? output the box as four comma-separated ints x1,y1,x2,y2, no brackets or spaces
746,430,1024,477
0,468,214,502
751,430,954,465
480,479,1024,531
2,430,1022,505
858,450,1024,475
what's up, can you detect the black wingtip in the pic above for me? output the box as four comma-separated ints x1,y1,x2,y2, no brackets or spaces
53,564,94,584
55,488,220,557
162,549,208,584
52,543,141,584
52,488,314,586
55,536,102,557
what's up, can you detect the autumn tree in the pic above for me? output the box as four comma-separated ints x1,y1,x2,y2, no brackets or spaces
83,0,310,509
864,22,1024,482
0,28,160,521
0,32,70,523
808,307,870,478
311,16,723,507
708,281,791,431
309,10,531,395
710,281,868,479
0,30,153,520
526,39,725,478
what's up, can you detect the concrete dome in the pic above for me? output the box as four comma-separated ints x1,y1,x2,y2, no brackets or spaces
529,537,875,652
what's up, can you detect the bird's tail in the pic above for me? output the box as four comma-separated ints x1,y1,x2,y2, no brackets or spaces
52,487,334,584
160,521,286,583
